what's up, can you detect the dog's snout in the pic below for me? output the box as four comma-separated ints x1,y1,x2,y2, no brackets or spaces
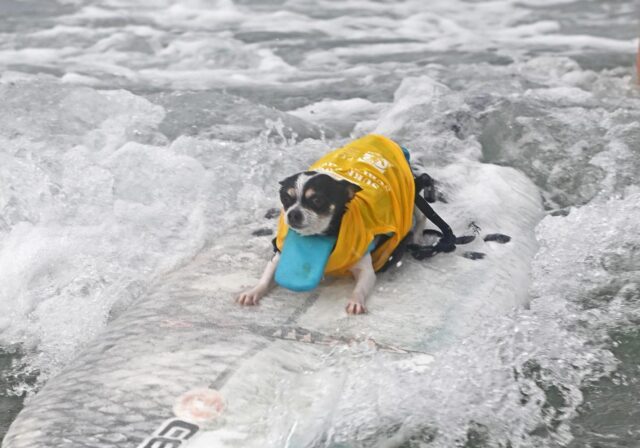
287,208,303,227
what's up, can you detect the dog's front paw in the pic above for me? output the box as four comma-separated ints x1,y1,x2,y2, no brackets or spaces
235,288,266,306
346,298,367,315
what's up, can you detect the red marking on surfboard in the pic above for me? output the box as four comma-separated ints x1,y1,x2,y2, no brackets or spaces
174,388,225,423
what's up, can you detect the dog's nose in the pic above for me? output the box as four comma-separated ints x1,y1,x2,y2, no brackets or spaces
287,209,303,227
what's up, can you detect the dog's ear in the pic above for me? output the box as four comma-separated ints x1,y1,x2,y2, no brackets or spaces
279,171,316,187
279,173,299,187
341,180,362,200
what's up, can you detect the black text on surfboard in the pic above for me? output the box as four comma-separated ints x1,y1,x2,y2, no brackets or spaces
137,418,199,448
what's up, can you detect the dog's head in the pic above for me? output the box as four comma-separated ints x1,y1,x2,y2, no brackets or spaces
279,171,361,236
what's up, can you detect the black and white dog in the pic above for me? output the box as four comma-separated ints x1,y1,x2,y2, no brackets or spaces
236,143,456,314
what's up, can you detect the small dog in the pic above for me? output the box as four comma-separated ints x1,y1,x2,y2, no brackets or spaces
236,135,455,314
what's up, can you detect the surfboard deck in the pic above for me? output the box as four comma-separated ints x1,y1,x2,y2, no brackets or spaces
3,161,543,448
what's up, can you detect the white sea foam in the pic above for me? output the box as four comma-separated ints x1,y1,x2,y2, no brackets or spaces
0,79,204,378
0,0,634,91
0,76,334,384
289,98,386,135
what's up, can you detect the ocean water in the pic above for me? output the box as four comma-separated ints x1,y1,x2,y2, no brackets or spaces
0,0,638,446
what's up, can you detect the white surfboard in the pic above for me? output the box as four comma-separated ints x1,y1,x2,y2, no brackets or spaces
3,161,542,448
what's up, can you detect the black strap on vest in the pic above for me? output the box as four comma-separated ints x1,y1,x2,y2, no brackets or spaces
413,173,456,250
379,173,456,271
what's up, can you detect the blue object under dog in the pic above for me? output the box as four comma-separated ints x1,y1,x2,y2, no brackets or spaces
275,230,336,292
275,146,411,292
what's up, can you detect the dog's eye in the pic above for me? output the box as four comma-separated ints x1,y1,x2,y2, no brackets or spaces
281,188,296,208
311,196,325,207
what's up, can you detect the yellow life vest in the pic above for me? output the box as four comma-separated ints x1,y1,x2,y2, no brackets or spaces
275,134,415,276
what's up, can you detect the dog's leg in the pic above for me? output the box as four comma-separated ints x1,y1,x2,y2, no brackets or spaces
412,205,427,244
236,252,280,306
346,252,376,315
